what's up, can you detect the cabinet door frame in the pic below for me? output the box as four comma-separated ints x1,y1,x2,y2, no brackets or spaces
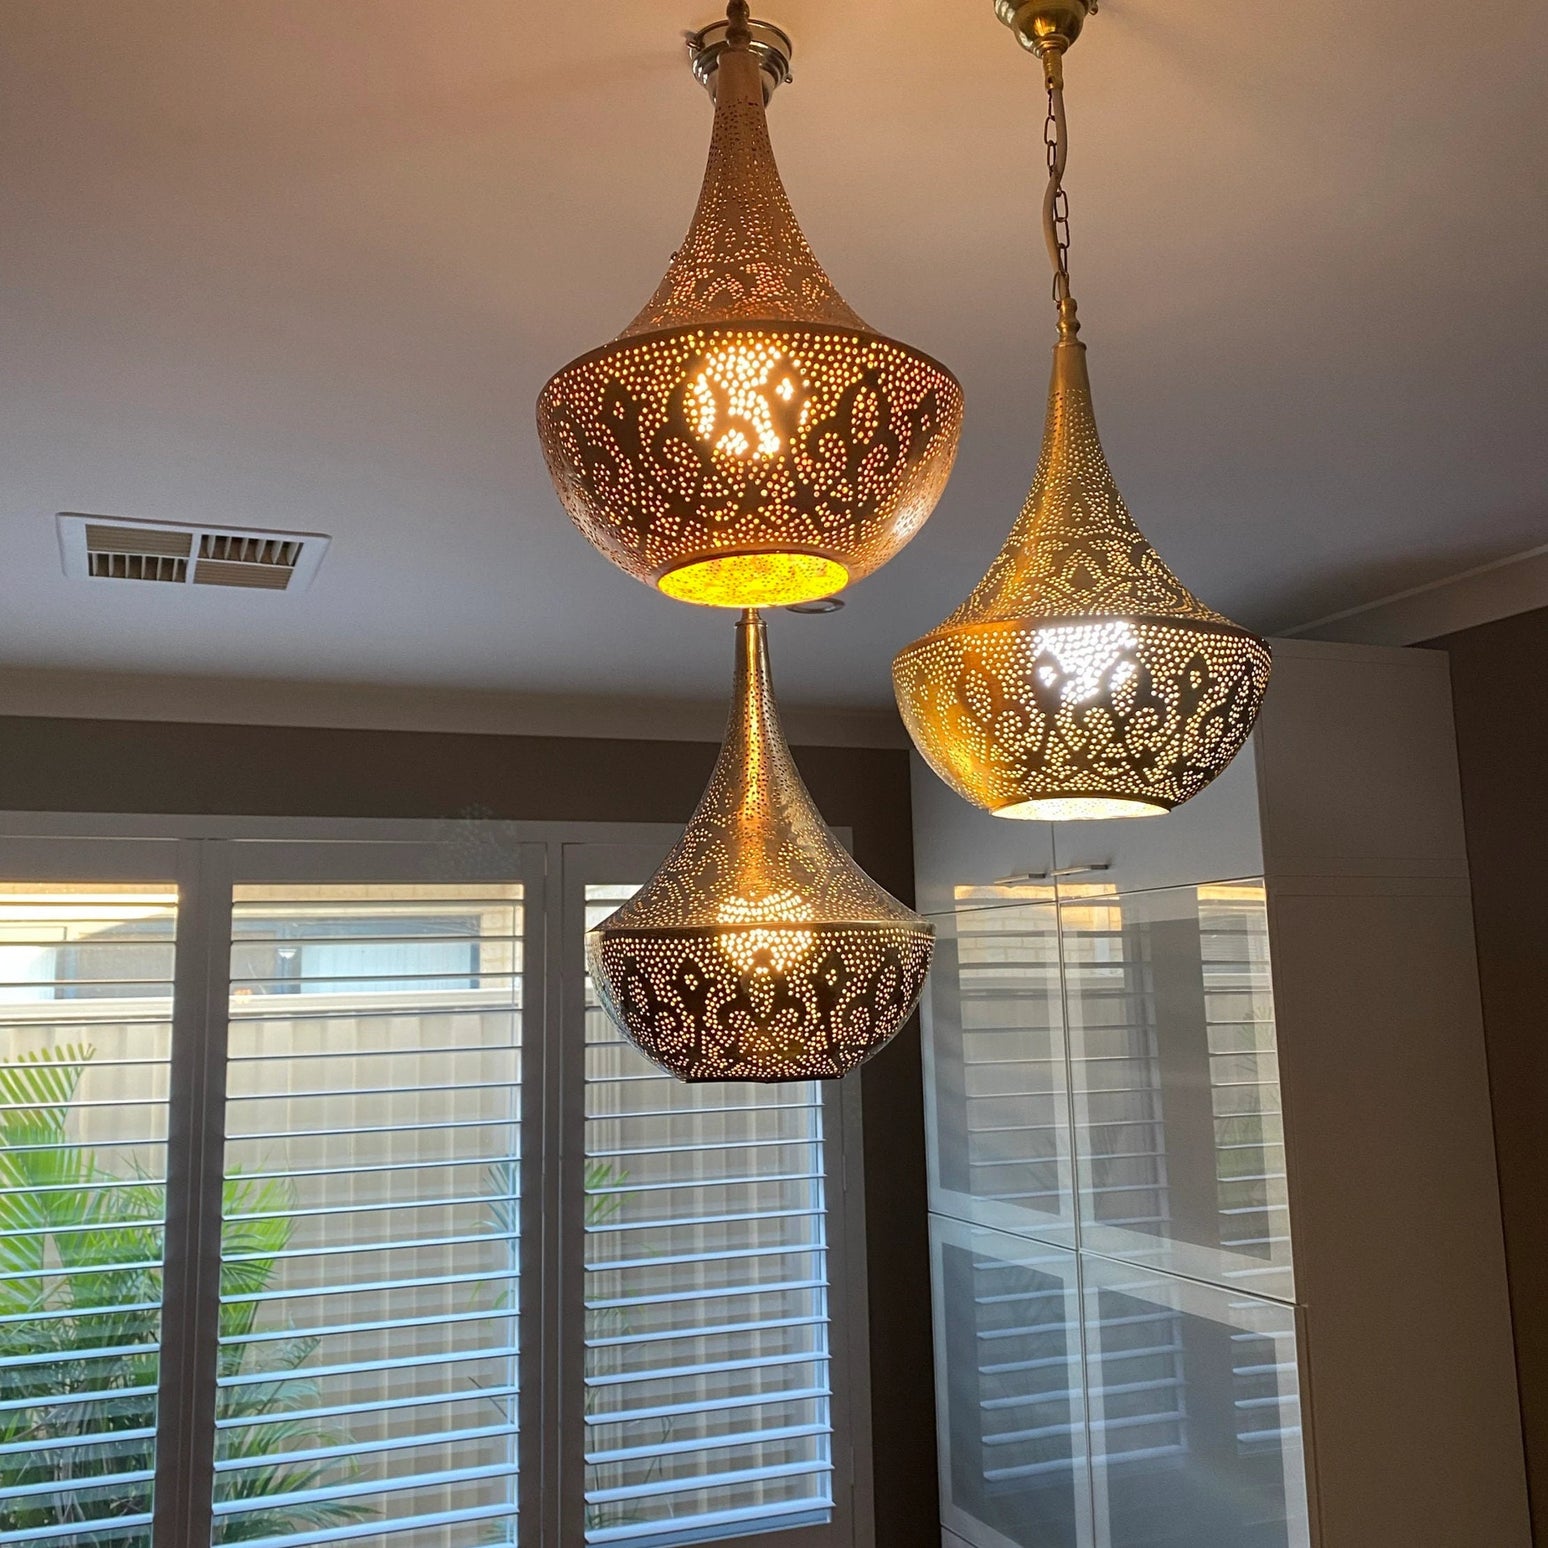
0,834,194,1548
927,1214,1093,1548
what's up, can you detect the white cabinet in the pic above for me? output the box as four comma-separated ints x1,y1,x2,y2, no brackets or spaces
930,1217,1090,1548
923,898,1075,1248
1059,880,1292,1301
1080,1255,1308,1548
915,639,1528,1548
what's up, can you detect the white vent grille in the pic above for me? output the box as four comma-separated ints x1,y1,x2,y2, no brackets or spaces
89,550,190,583
58,513,329,593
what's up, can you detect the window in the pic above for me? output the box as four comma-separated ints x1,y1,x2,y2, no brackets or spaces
0,881,178,1548
583,885,835,1546
0,829,869,1548
216,884,525,1546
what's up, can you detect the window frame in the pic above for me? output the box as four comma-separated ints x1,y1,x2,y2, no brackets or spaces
0,834,187,1548
0,815,875,1548
558,842,873,1548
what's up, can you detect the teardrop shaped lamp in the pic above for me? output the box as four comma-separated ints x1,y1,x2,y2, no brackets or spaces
893,0,1270,820
538,2,963,609
588,611,934,1081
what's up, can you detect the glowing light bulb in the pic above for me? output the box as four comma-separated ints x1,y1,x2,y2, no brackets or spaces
1032,620,1140,705
717,888,815,974
535,27,962,613
688,343,810,461
587,612,934,1081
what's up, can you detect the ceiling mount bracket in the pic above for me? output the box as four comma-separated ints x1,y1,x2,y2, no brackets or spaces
994,0,1094,61
687,16,794,102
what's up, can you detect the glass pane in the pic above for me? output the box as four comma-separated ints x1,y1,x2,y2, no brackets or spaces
214,884,524,1548
924,896,1073,1243
0,882,177,1548
1083,1256,1309,1548
582,884,833,1548
930,1217,1089,1548
1061,882,1292,1298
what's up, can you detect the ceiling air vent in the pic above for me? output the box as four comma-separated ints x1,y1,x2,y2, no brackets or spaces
58,514,329,593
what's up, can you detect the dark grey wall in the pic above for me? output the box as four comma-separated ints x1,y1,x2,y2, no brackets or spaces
0,712,939,1547
1429,609,1548,1542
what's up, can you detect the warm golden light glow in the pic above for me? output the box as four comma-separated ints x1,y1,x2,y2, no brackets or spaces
995,796,1168,821
535,24,960,612
718,889,815,974
894,338,1270,820
689,343,809,459
893,13,1269,821
587,612,933,1082
658,552,848,608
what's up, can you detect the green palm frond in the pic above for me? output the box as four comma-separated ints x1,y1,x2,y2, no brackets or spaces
0,1044,91,1132
0,1045,376,1540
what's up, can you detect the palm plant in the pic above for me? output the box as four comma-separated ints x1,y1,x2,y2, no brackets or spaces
0,1045,370,1544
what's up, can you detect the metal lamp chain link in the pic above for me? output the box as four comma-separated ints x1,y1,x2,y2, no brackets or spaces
1044,81,1073,305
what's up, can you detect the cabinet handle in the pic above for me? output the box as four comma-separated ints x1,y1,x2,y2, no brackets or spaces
989,862,1111,885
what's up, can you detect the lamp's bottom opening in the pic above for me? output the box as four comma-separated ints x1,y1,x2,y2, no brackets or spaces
994,796,1169,821
657,552,848,608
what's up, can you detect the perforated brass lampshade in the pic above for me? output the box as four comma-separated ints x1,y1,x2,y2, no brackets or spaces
893,0,1270,821
588,611,934,1081
894,335,1271,819
537,7,963,610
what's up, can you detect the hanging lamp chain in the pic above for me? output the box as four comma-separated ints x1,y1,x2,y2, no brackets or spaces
1039,47,1080,339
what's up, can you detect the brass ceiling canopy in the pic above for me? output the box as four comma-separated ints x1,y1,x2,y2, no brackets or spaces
994,0,1092,59
687,15,794,100
588,611,934,1081
537,1,963,610
893,1,1270,821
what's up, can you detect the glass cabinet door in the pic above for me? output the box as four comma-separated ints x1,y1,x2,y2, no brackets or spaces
922,874,1310,1548
1082,1255,1309,1548
1059,882,1292,1299
930,1217,1091,1548
923,898,1075,1245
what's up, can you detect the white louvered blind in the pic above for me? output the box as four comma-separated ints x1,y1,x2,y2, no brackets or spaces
1197,885,1299,1457
951,901,1066,1217
214,883,524,1548
1198,884,1290,1289
1062,895,1170,1243
0,882,178,1548
1060,895,1185,1469
582,885,835,1548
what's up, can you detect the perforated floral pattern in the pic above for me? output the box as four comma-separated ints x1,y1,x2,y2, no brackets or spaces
537,42,961,607
618,40,862,337
589,613,934,1081
895,339,1271,815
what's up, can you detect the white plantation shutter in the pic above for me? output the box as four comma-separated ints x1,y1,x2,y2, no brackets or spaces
1060,895,1189,1468
0,881,179,1548
1197,885,1291,1288
581,884,837,1547
0,828,868,1548
1197,886,1299,1457
213,883,525,1547
946,899,1069,1221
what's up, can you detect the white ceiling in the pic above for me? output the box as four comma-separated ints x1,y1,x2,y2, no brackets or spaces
0,0,1544,718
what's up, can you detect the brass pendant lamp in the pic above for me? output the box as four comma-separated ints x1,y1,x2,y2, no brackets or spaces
588,610,934,1081
537,1,963,610
893,1,1271,821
